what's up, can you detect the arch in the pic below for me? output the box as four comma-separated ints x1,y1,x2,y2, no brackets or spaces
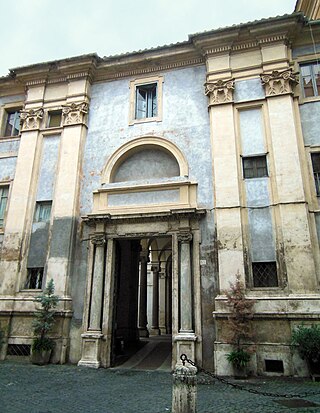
101,136,189,184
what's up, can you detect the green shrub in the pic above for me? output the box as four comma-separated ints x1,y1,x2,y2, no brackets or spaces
291,325,320,363
226,348,251,368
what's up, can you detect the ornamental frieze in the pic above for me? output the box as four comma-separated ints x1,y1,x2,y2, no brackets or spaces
62,102,89,125
204,79,235,106
260,69,299,96
20,108,44,131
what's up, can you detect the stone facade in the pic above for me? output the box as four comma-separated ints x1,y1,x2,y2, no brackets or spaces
0,10,320,376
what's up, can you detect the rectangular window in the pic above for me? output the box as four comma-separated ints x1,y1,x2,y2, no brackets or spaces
0,185,9,228
47,111,62,128
252,261,278,288
300,63,320,98
243,155,268,179
4,110,20,137
34,201,52,223
25,268,44,289
311,153,320,196
135,83,157,119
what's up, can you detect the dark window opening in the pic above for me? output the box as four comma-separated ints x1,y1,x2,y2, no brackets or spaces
34,201,52,223
48,111,62,128
26,268,44,289
252,261,278,287
311,153,320,196
301,62,320,98
135,83,157,119
243,155,268,179
7,344,31,356
265,359,284,373
4,110,20,137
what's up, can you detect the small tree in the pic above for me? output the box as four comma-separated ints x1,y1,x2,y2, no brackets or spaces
32,279,59,353
225,273,256,370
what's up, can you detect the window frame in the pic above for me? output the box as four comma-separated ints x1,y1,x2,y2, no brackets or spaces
242,154,268,179
0,103,23,139
0,184,10,231
251,261,279,288
300,61,320,99
129,75,164,125
25,267,44,290
34,201,52,223
47,110,62,128
311,152,320,197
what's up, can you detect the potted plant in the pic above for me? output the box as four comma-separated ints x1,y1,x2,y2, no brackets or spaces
225,273,255,378
31,279,59,365
292,324,320,378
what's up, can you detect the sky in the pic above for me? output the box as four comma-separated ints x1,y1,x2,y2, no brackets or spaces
0,0,296,77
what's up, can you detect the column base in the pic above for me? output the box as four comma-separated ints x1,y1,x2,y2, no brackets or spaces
150,327,161,336
78,331,103,369
174,332,197,369
139,327,149,337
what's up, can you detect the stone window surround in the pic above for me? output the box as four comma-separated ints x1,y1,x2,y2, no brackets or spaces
0,102,23,139
129,75,164,125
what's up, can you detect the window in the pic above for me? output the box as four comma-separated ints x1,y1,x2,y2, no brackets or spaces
311,153,320,196
300,62,320,98
0,185,9,228
129,76,163,125
34,201,52,223
135,83,157,119
242,155,268,179
25,268,44,289
252,261,278,287
47,110,62,128
4,110,20,137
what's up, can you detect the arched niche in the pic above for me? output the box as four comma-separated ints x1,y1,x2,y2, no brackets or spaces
102,137,188,185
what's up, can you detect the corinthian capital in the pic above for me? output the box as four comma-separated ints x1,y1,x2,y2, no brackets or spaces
62,101,89,125
204,79,234,106
91,234,106,246
177,231,193,243
20,108,44,131
260,69,298,97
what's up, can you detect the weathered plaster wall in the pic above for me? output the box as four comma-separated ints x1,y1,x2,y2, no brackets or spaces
234,78,264,103
292,44,320,58
300,101,320,146
113,148,180,182
0,157,17,181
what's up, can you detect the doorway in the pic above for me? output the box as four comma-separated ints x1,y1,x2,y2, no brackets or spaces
111,236,172,370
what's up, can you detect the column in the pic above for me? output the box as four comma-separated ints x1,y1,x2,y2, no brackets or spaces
138,249,149,337
159,271,167,334
78,233,106,368
165,272,172,334
174,230,197,367
150,263,160,335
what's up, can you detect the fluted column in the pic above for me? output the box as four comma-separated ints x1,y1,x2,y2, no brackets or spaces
138,249,149,337
150,263,160,335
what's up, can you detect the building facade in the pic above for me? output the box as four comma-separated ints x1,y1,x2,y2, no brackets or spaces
0,8,320,376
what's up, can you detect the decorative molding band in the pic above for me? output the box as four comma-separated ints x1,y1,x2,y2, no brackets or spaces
204,78,235,105
62,101,89,126
20,108,44,131
100,57,204,81
260,69,299,97
25,79,47,87
91,234,106,246
204,45,232,56
47,77,68,84
258,34,288,44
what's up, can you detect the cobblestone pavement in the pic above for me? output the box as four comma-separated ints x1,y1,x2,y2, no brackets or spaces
1,360,320,413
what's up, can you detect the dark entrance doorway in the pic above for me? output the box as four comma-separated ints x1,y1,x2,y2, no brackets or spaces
111,237,172,370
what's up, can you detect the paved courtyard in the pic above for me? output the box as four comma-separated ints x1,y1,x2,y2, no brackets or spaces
1,360,320,412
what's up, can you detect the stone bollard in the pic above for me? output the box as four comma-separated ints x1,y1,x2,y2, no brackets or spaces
172,363,197,413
